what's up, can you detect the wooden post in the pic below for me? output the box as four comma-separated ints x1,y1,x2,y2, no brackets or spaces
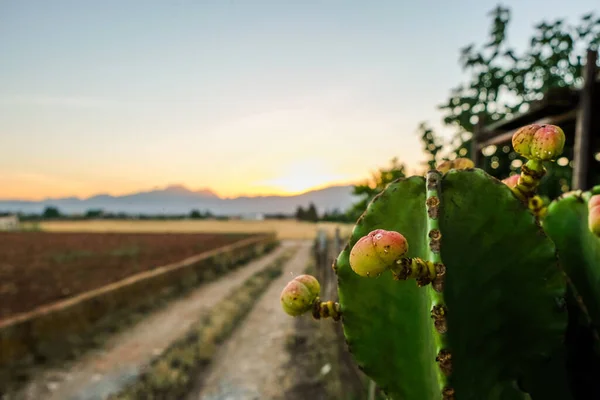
334,227,341,254
573,49,598,190
471,114,485,167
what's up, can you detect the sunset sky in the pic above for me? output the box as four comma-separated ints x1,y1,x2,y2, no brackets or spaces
1,0,597,200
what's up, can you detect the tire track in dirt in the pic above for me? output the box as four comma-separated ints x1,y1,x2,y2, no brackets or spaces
187,240,312,400
7,241,297,400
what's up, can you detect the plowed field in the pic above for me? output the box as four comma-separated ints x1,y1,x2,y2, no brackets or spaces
0,232,252,320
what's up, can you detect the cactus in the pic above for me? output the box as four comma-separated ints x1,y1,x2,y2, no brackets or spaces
544,189,600,330
278,123,600,399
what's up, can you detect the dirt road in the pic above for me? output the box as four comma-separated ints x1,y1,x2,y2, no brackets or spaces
187,240,312,400
9,241,301,400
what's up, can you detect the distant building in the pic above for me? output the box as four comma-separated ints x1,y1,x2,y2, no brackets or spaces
0,215,19,231
240,213,265,221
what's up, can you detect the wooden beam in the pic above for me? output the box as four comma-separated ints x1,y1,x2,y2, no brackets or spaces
477,109,578,149
572,49,598,190
471,114,484,167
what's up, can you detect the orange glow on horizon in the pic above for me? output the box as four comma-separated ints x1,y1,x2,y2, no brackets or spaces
0,174,363,201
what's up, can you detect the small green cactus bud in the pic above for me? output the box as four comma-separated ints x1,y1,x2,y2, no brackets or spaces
349,229,408,277
588,195,600,237
280,275,320,316
530,125,565,161
512,124,540,158
437,158,475,173
502,174,520,188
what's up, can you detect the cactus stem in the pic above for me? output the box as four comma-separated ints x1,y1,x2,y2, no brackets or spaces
512,159,545,203
528,195,548,219
312,299,341,321
426,169,453,396
390,257,437,285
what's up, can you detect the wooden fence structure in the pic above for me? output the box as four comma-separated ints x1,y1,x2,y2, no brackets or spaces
471,49,599,190
313,228,380,399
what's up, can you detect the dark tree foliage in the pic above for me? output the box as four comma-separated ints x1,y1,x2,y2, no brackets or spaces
295,206,306,221
305,203,319,222
347,157,406,223
321,208,353,223
189,209,213,219
419,122,444,170
42,206,62,219
437,6,600,198
347,6,600,218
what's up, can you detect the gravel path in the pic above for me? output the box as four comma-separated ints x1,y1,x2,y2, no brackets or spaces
188,240,312,400
9,241,298,400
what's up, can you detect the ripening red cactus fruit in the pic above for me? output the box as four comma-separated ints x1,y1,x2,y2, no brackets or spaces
530,125,565,161
512,124,540,158
292,274,321,298
280,274,320,316
588,195,600,237
512,124,565,161
502,174,520,188
349,229,408,277
437,158,475,174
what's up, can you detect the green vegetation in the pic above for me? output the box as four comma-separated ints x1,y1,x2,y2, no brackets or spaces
295,203,319,222
338,5,600,227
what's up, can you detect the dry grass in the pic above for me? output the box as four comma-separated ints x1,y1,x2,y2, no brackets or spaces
33,219,353,240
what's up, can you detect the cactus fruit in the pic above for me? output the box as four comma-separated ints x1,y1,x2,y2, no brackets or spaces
436,158,474,173
280,275,320,317
280,274,341,321
512,124,565,161
292,274,321,298
530,125,566,161
510,124,565,206
588,195,600,237
502,174,520,188
512,124,540,158
349,229,408,277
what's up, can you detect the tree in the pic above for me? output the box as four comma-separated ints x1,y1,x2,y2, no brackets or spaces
437,6,600,198
85,209,103,219
42,206,61,219
295,206,306,221
418,122,444,171
305,203,319,222
189,209,202,219
347,157,406,222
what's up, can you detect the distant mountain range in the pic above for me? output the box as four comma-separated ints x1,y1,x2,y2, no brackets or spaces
0,184,359,216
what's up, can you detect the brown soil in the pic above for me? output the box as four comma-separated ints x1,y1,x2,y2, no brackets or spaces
8,242,295,400
0,232,251,320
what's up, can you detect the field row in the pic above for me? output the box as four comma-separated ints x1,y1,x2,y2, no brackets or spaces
0,232,251,319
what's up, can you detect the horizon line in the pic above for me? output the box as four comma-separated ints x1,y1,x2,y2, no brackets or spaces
0,180,363,203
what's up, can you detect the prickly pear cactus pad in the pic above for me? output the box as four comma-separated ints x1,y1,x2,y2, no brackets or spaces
544,191,600,328
334,169,567,400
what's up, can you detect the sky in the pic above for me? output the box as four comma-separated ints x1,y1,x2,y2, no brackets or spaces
1,0,598,200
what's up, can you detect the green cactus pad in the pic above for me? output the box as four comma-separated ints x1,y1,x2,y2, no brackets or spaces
336,176,440,399
544,193,600,328
335,170,567,400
